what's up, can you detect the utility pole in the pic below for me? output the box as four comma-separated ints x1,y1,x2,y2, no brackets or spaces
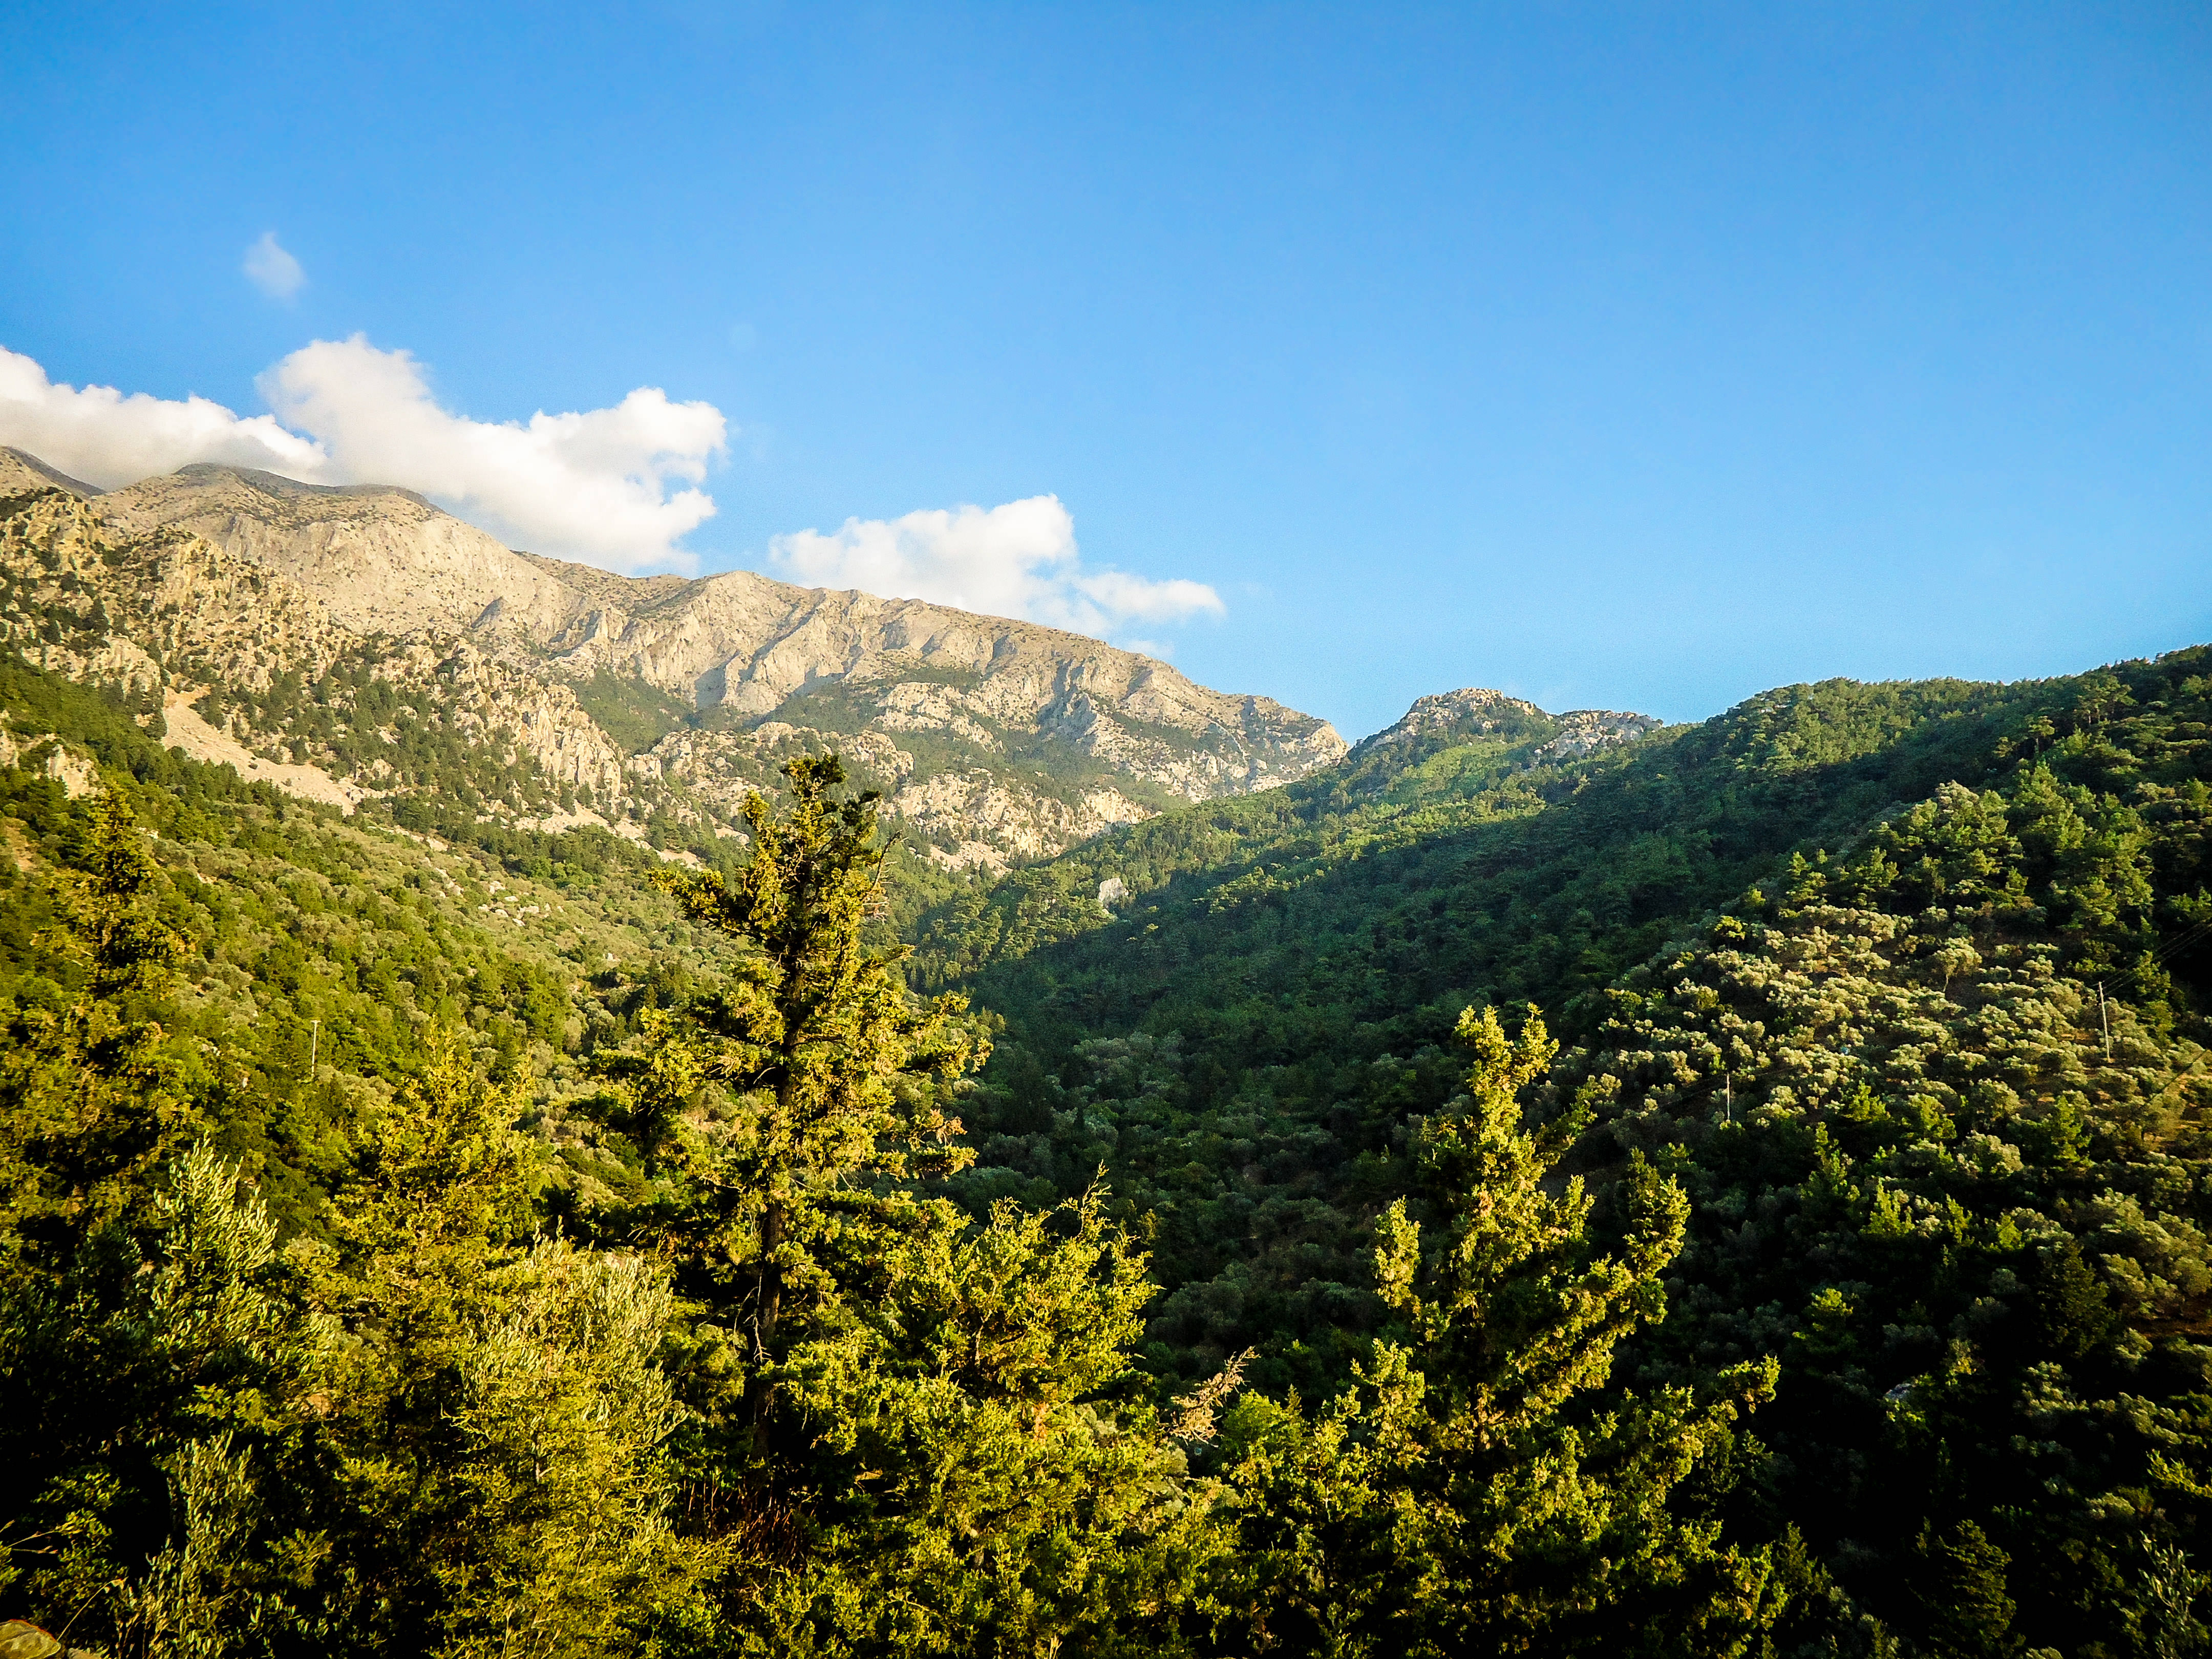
309,1017,320,1076
1724,1069,1733,1124
2097,984,2111,1061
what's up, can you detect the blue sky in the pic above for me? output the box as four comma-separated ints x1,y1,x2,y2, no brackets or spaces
2,3,2207,738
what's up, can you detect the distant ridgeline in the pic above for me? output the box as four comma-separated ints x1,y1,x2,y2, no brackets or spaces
0,438,2206,1655
0,446,1344,876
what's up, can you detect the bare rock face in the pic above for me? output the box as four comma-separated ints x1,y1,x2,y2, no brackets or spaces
99,466,594,644
0,453,1348,869
1530,708,1666,762
0,447,101,498
884,772,1153,874
0,485,631,815
0,492,171,696
88,465,1343,777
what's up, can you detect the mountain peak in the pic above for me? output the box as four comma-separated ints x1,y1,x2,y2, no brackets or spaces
0,452,1345,870
168,461,438,511
1343,686,1662,790
1360,687,1544,748
0,446,101,498
1358,686,1662,753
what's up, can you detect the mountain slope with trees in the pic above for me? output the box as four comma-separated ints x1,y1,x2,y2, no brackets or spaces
0,462,2203,1655
897,646,2212,1655
903,669,2084,1378
0,750,1775,1658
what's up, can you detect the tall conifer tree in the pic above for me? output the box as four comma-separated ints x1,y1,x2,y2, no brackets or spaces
0,786,190,1270
601,755,983,1402
596,757,1236,1656
1218,1007,1779,1656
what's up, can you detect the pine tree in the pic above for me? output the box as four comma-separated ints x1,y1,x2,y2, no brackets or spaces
2033,1238,2114,1360
1910,1522,2014,1659
597,754,984,1412
595,756,1235,1656
0,785,191,1271
745,1188,1235,1657
1218,1006,1780,1657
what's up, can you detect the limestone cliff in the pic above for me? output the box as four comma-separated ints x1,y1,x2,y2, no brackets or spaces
0,450,1346,869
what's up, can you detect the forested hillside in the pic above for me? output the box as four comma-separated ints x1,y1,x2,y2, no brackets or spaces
0,585,2205,1656
1565,749,2212,1652
906,670,2081,1374
902,646,2212,1653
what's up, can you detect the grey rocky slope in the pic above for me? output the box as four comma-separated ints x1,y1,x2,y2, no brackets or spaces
0,449,1345,867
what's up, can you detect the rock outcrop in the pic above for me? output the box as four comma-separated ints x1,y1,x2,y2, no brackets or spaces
1337,686,1664,796
1353,687,1661,760
0,452,1347,868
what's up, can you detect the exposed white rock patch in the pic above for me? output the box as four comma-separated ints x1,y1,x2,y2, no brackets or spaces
0,726,101,797
885,771,1150,873
875,682,1001,750
161,689,370,812
1531,709,1666,762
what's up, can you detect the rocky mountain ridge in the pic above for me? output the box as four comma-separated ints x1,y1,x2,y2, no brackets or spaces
0,449,1345,867
1352,686,1663,756
1335,685,1664,797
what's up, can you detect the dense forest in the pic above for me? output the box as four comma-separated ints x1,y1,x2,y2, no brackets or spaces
2,640,2207,1657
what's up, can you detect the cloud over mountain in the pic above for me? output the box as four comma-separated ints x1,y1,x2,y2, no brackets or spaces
0,344,1217,619
259,336,725,572
769,496,1224,636
0,339,726,571
0,346,327,485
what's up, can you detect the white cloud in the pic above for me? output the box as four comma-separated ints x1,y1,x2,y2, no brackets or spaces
0,346,328,487
242,232,306,301
0,338,726,571
260,336,725,570
769,496,1224,639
